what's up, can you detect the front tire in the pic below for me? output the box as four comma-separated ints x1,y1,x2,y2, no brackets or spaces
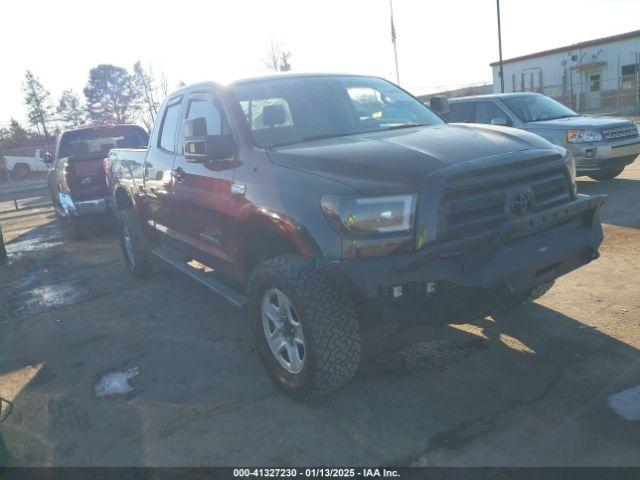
588,167,624,181
526,280,555,302
249,255,361,398
118,209,153,278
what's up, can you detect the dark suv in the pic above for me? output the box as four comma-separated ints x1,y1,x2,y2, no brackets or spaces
107,74,605,397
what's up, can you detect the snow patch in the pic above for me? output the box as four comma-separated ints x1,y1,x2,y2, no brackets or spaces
95,367,140,397
608,384,640,421
22,283,86,312
6,237,63,255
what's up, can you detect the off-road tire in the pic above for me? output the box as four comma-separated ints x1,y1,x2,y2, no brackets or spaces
526,280,555,302
588,167,624,181
249,255,361,398
118,209,153,278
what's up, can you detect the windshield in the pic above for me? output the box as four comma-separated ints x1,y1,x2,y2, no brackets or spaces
230,75,443,148
502,94,578,122
59,126,149,158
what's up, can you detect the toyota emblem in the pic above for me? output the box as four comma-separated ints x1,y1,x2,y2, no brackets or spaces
510,190,535,216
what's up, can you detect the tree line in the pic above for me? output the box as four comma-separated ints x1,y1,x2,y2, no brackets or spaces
0,62,179,149
0,41,293,150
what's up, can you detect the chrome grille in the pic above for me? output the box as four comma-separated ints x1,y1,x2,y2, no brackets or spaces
439,154,572,241
601,123,638,140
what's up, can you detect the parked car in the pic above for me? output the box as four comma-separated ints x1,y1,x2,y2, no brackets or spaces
107,73,606,397
46,125,148,239
448,93,640,180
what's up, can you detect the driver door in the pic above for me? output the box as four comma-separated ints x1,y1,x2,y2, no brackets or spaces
168,90,240,277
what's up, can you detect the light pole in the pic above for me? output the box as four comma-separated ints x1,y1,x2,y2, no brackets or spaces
496,0,505,93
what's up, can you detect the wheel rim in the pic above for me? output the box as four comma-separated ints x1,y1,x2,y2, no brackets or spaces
122,225,136,268
261,287,306,374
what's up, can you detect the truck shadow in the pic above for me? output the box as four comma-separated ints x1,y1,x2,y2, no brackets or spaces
577,177,640,229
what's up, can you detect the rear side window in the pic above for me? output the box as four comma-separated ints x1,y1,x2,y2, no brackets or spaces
475,101,509,124
187,98,222,135
449,102,477,123
158,99,182,153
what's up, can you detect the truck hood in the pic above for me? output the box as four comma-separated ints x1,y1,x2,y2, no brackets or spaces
267,123,555,192
524,115,635,130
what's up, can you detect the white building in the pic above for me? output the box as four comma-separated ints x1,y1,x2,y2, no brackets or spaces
490,30,640,114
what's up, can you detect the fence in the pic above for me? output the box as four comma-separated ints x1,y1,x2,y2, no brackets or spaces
0,145,54,213
513,75,640,116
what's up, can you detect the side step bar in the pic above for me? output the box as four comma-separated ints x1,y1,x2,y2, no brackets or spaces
151,247,248,308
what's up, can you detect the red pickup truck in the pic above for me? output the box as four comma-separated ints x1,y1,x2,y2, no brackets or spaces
46,125,148,239
106,73,605,397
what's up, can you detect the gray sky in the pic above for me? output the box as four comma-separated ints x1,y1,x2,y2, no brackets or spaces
2,0,639,127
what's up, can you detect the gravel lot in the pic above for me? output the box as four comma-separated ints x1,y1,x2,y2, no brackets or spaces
1,164,639,467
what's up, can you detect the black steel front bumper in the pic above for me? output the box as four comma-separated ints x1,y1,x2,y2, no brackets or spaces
320,194,606,326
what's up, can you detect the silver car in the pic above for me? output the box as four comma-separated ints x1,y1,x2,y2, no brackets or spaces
448,93,640,181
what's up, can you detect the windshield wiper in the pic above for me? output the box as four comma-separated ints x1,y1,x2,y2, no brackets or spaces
266,124,429,149
553,114,579,119
385,123,429,130
531,114,578,122
266,132,357,149
301,132,357,142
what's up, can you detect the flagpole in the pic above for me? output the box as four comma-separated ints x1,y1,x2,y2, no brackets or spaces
496,0,505,93
390,0,400,85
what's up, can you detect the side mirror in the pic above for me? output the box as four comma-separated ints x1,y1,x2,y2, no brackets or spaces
183,117,236,162
490,117,511,127
429,95,450,122
43,152,53,163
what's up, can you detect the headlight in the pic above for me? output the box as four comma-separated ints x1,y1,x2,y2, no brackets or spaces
567,129,602,143
321,194,417,235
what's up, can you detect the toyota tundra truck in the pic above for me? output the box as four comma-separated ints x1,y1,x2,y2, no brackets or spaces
106,73,606,398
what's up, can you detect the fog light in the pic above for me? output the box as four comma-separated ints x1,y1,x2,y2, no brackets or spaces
585,148,597,159
392,285,403,298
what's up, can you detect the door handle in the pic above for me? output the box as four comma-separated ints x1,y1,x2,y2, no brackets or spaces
172,166,187,183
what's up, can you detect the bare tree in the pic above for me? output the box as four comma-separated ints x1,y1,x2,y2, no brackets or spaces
264,39,292,72
133,61,162,132
159,68,170,98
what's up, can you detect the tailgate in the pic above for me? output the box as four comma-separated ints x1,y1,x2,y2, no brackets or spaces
67,155,107,199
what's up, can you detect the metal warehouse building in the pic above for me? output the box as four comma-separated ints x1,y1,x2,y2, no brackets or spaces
491,30,640,114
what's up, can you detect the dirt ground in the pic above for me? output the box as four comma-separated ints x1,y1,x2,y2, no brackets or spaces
0,165,639,467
